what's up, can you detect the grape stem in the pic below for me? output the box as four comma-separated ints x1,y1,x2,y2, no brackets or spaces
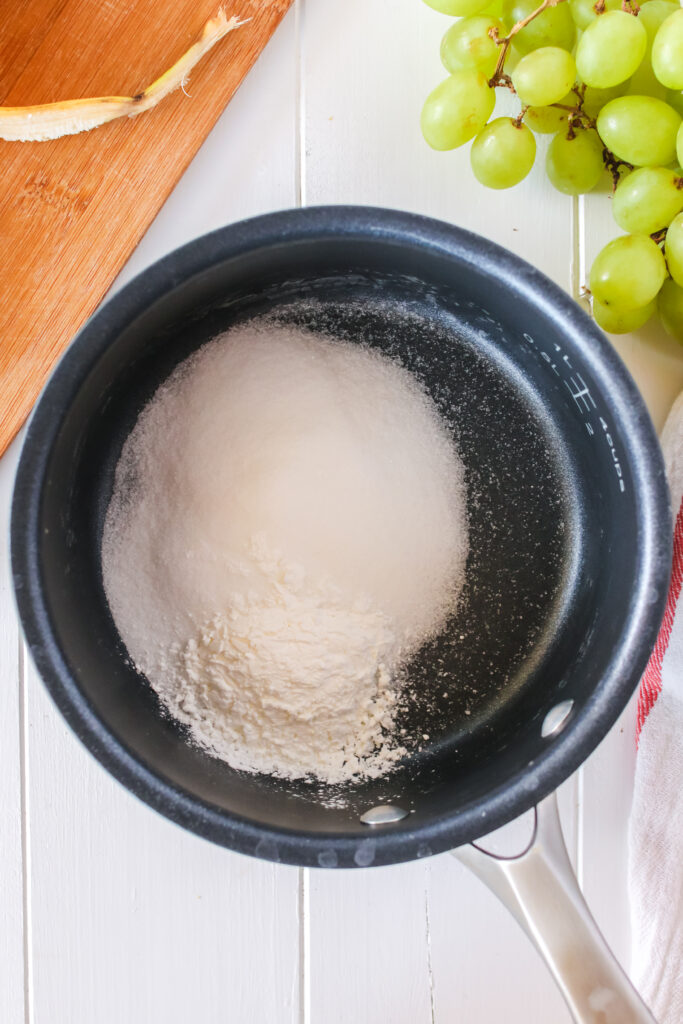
602,147,633,188
549,86,632,187
595,0,640,11
488,0,569,86
650,181,683,241
550,86,598,136
486,0,639,188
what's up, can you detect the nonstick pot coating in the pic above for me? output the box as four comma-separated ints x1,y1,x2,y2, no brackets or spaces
11,207,670,868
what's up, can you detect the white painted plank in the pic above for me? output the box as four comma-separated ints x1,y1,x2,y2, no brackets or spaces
302,0,574,286
427,855,569,1022
22,11,302,1024
427,781,577,1024
0,438,26,1024
25,674,301,1024
307,862,434,1024
578,696,638,969
300,1,579,1021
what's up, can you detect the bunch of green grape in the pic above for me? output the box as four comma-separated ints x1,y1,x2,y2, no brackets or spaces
421,0,683,340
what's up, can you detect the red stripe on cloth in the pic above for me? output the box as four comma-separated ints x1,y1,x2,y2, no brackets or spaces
638,499,683,738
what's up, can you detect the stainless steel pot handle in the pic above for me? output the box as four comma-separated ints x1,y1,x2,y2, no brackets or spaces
453,792,657,1024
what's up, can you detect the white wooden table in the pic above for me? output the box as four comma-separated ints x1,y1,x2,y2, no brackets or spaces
3,4,683,1021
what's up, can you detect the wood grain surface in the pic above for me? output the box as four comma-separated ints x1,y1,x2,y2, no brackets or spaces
0,0,292,457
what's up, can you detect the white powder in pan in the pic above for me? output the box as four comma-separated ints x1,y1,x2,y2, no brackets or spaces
102,322,468,783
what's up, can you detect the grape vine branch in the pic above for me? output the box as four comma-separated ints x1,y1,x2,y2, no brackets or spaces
487,0,642,88
487,0,646,195
488,0,567,84
422,0,683,336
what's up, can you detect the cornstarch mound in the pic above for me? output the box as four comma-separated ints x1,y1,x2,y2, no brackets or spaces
102,321,469,783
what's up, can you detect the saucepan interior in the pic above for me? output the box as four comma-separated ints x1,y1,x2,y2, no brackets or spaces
11,207,670,867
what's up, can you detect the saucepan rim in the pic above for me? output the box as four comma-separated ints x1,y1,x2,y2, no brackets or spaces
10,205,671,867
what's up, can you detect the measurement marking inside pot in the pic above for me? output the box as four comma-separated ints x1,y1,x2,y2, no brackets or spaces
522,332,626,494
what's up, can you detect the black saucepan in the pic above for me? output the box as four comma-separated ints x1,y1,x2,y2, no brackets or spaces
10,208,670,1020
11,205,670,861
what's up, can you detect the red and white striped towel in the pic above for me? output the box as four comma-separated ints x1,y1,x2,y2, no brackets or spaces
628,393,683,1024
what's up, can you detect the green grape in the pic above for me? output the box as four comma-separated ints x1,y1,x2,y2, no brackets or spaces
523,94,573,134
678,121,683,167
658,277,683,340
503,0,575,54
665,212,683,286
441,16,506,75
652,10,683,90
639,1,680,41
593,296,656,334
423,0,490,14
597,96,681,165
482,0,507,18
421,71,496,149
470,117,537,187
628,60,669,100
590,234,667,309
668,90,683,116
612,166,683,233
511,47,577,106
582,82,630,119
546,129,605,193
576,12,647,88
569,0,621,31
628,2,679,100
505,45,522,73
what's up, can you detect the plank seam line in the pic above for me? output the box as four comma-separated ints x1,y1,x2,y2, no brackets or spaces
18,640,33,1024
576,766,585,891
571,193,588,308
294,0,306,208
570,194,579,300
425,881,436,1024
298,867,311,1024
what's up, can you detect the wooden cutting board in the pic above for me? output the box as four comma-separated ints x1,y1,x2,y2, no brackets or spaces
0,0,293,457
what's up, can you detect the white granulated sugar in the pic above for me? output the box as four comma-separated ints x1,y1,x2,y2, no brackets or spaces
102,321,469,783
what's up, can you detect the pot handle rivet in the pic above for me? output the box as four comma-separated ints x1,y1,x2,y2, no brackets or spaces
541,699,574,738
360,804,408,825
